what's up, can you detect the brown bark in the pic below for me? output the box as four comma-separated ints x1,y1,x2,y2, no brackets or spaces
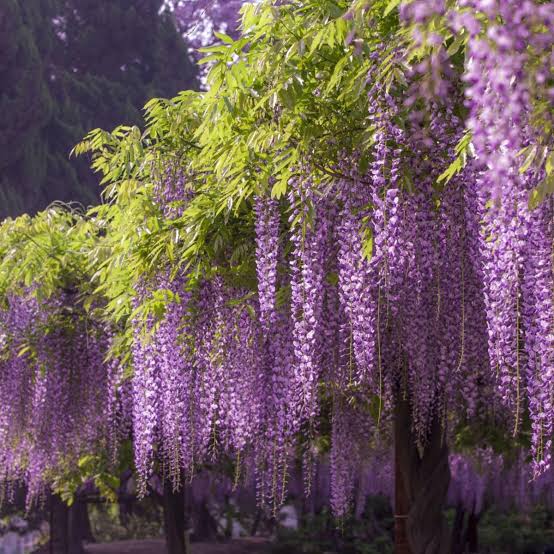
394,427,412,554
46,494,87,554
465,511,480,553
68,499,90,552
450,504,466,554
48,494,69,554
394,398,451,554
162,480,191,554
191,500,218,542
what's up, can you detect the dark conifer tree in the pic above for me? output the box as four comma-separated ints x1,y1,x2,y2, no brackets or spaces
0,0,197,217
0,1,55,214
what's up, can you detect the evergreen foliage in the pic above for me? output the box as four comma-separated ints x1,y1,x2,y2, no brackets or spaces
0,0,197,217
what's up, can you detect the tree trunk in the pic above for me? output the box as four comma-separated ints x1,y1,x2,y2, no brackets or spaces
464,511,480,553
394,429,412,554
67,499,90,552
394,398,451,554
192,500,218,542
162,480,191,554
46,494,88,554
80,500,95,543
250,508,262,537
49,494,69,554
450,504,466,554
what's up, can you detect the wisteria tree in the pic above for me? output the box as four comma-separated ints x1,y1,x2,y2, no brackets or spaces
0,1,553,554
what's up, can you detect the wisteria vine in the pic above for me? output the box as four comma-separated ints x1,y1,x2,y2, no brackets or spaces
0,0,552,526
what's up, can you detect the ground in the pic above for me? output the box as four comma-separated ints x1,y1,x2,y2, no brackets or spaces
85,537,272,554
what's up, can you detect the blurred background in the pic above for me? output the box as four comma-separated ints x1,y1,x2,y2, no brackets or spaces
0,0,242,218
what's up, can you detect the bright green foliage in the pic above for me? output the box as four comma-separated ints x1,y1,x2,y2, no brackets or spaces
0,0,548,377
66,0,554,366
72,0,412,342
0,205,98,302
52,441,134,506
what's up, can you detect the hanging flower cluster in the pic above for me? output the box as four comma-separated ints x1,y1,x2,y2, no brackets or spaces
125,83,552,511
0,292,120,504
449,448,554,515
399,0,554,471
254,196,280,333
0,0,552,520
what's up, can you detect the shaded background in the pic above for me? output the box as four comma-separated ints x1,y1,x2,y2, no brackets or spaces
0,0,199,217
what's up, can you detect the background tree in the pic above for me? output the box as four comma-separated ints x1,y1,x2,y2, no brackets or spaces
0,0,198,218
0,0,55,215
172,0,245,51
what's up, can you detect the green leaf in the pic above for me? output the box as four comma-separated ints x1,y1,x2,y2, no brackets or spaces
17,344,32,357
309,27,327,54
446,32,466,57
528,174,554,209
271,177,288,199
369,394,383,423
362,227,374,261
213,31,234,44
384,0,402,17
437,131,472,184
278,87,296,109
519,145,537,174
78,454,96,470
100,473,120,491
197,54,221,65
325,55,350,93
545,151,554,175
326,272,339,286
358,154,370,175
